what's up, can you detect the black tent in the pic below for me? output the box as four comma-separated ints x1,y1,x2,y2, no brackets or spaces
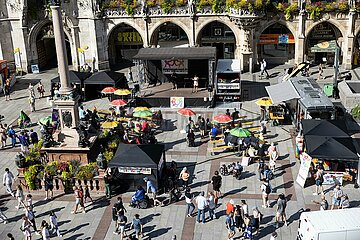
304,135,359,161
108,144,166,190
133,47,217,60
51,71,92,85
83,71,127,100
302,119,349,137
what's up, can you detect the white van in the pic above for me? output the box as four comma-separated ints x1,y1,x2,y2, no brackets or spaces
297,208,360,240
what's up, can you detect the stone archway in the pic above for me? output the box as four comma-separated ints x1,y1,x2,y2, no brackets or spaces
149,21,190,47
256,22,296,66
29,20,73,71
305,21,343,64
107,22,144,68
195,20,237,59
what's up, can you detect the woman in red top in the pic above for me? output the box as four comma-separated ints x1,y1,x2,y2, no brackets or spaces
226,199,235,215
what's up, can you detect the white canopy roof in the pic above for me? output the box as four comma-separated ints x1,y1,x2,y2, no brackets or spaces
265,81,300,104
216,59,241,73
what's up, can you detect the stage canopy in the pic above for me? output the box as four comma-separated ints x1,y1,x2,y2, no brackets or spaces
265,81,300,104
302,119,349,137
304,135,359,161
51,71,91,84
84,71,125,86
109,144,165,168
133,47,217,60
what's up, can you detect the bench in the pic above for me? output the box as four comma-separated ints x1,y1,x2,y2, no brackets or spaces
247,126,261,131
208,145,237,152
210,139,224,144
241,121,254,125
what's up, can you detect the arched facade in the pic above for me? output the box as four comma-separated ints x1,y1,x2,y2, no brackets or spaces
148,20,191,47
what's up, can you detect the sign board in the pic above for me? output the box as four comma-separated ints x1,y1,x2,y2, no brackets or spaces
162,59,188,74
311,40,339,53
296,152,312,188
31,64,39,74
117,32,142,43
217,83,240,90
259,34,295,44
323,172,344,185
14,48,22,69
170,97,184,109
118,167,151,175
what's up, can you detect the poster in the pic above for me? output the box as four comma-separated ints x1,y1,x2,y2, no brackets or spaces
296,152,312,188
31,64,39,74
118,167,151,175
170,97,184,109
162,59,188,74
78,48,85,67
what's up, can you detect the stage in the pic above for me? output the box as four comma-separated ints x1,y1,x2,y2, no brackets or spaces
136,82,213,108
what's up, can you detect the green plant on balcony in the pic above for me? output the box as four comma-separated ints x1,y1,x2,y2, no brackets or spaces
284,2,298,20
306,3,322,20
338,2,349,12
211,0,224,13
323,2,336,12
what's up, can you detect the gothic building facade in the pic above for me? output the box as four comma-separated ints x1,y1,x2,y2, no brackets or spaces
0,0,359,72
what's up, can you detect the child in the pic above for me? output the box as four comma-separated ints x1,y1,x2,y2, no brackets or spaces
49,211,62,237
84,185,93,203
26,194,33,211
15,185,25,209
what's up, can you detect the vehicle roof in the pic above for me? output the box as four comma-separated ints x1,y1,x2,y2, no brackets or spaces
216,59,241,73
301,209,360,231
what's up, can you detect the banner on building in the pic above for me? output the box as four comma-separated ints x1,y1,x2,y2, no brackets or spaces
296,152,312,188
162,59,188,74
14,48,22,69
117,32,142,43
259,34,295,44
170,97,184,109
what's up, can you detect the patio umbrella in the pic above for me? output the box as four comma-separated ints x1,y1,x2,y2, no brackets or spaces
230,127,251,138
114,89,131,96
38,116,52,126
213,114,232,124
134,106,150,112
177,108,196,117
101,120,119,129
101,87,117,94
110,99,127,107
133,110,153,118
255,97,273,107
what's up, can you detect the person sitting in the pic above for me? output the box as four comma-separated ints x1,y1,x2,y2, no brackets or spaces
131,186,146,207
210,125,219,140
141,120,149,133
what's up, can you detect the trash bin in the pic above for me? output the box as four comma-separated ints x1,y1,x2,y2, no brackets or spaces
323,84,333,97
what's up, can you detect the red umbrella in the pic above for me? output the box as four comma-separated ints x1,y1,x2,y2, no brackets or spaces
101,87,117,94
177,108,196,116
213,114,232,123
110,99,127,107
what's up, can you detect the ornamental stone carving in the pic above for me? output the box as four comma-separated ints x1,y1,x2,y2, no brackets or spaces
6,0,22,12
78,0,93,11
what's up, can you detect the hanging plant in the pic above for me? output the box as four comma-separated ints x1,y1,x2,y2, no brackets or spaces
284,3,298,20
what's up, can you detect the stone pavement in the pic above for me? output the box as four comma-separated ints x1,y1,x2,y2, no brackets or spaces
0,68,359,239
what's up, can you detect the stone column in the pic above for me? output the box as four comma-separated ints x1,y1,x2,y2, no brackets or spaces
51,5,72,95
343,10,356,70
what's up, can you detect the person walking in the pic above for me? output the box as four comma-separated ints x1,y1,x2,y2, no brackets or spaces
29,95,36,112
24,204,39,234
313,166,324,195
331,184,344,210
104,172,111,199
192,74,199,93
199,117,206,138
179,167,190,189
257,158,265,181
26,194,33,211
252,207,262,235
170,72,178,90
49,211,62,237
207,191,216,220
84,185,93,203
312,195,329,211
226,199,235,215
4,82,11,101
28,83,35,98
195,191,208,224
29,129,38,145
3,168,14,197
211,170,222,204
144,177,161,206
78,185,86,210
130,214,144,239
7,126,16,148
37,81,45,98
243,214,253,239
0,124,7,148
261,179,271,208
43,172,54,200
317,63,324,81
15,185,25,209
260,59,270,79
234,205,244,233
268,143,278,172
275,193,288,228
185,187,195,217
40,220,50,240
225,212,236,240
71,186,85,214
116,210,128,239
17,131,29,153
21,216,32,240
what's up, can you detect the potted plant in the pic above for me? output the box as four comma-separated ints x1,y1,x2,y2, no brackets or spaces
15,153,26,168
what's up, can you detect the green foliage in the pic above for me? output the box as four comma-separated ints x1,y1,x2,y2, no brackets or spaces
254,0,262,11
104,151,114,162
24,164,41,190
75,163,98,180
238,0,247,9
61,171,72,181
351,105,360,119
69,160,81,176
211,0,224,13
284,3,298,20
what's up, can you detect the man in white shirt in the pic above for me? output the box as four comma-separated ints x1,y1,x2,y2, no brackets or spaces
3,168,14,197
195,191,208,223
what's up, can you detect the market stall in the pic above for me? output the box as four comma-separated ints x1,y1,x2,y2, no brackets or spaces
108,144,166,191
50,70,91,98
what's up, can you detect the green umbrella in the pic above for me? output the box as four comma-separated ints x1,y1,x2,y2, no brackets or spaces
38,116,52,125
230,127,251,138
133,110,153,118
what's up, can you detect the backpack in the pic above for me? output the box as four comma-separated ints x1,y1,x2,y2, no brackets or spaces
264,184,271,194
